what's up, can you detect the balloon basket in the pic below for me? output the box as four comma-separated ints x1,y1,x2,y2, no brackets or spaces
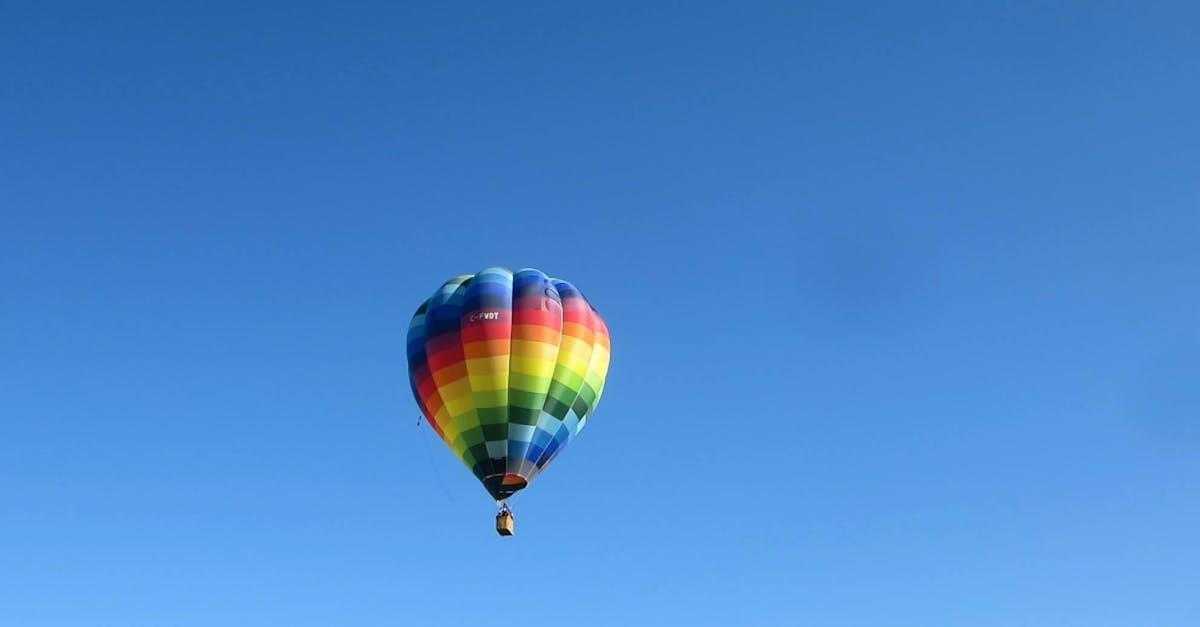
495,508,515,536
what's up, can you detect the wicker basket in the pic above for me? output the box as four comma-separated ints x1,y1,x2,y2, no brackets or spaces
495,510,515,536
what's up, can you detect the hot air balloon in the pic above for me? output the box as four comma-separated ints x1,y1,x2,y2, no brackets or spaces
406,267,612,535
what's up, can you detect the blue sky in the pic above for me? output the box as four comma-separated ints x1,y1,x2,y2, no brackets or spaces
2,2,1198,625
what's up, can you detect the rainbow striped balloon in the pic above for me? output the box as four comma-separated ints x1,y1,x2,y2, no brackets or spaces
406,268,612,502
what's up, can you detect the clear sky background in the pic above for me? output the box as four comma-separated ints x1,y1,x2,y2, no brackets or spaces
3,2,1198,625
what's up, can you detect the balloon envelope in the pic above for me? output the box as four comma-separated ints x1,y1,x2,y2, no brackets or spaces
406,267,611,501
